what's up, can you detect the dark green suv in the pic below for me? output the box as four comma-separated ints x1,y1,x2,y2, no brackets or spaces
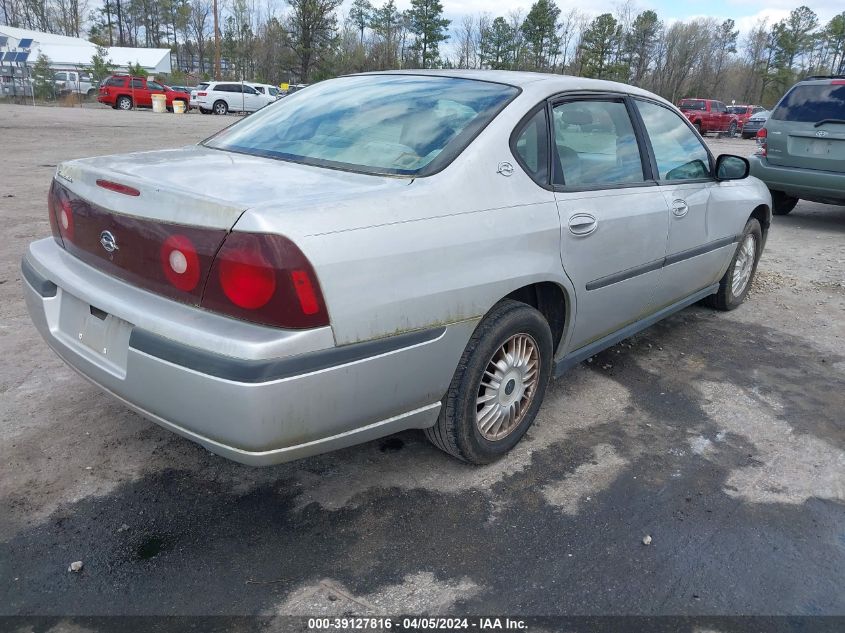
749,75,845,215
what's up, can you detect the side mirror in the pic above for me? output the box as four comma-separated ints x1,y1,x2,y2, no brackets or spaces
715,154,750,181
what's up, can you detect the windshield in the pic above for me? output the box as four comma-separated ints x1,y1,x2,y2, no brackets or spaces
771,84,845,122
203,75,519,176
679,99,706,111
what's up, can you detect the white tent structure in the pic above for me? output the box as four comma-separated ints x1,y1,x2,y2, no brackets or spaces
0,25,171,74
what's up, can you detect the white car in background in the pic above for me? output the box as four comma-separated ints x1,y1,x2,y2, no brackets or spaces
247,82,282,100
189,82,209,110
195,81,276,115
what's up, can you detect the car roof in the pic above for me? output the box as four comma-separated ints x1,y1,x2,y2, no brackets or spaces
356,70,671,104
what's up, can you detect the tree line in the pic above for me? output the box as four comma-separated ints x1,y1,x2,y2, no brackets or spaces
2,0,844,106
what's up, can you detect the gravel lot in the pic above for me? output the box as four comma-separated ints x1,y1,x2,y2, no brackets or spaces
1,104,843,622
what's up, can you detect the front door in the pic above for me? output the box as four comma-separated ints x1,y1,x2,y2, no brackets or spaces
551,97,669,350
633,99,734,309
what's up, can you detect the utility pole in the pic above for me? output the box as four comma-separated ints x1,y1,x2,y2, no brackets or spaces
213,0,221,80
105,0,114,46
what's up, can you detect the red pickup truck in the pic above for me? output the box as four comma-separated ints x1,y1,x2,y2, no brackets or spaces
677,99,740,136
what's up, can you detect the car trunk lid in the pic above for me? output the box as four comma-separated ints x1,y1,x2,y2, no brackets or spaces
51,145,408,307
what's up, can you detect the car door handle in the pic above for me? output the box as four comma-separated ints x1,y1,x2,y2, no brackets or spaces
671,199,689,217
568,213,598,236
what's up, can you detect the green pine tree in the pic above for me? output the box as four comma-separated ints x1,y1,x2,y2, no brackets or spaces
408,0,450,69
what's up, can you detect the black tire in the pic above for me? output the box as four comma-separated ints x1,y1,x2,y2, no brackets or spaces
199,107,211,114
425,299,553,464
705,218,763,311
213,100,228,115
694,122,702,135
741,132,751,140
771,190,798,216
728,121,737,137
116,95,132,110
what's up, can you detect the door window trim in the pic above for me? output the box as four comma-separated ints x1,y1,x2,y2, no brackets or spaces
630,97,716,185
508,102,552,188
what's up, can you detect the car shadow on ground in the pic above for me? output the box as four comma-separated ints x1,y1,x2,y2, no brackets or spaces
1,309,843,619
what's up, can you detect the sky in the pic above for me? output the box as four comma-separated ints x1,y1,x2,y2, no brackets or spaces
355,0,844,34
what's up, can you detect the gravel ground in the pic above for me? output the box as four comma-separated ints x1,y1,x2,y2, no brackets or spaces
0,104,843,622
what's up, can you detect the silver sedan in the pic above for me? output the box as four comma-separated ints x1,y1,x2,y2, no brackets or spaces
22,70,771,465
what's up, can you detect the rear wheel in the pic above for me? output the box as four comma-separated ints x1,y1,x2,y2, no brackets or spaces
425,299,553,464
771,191,798,216
693,122,702,135
705,218,762,311
213,100,228,115
199,107,211,114
116,95,132,110
728,121,737,137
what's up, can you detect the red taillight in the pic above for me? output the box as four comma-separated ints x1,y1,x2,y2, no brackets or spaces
48,185,63,246
219,246,276,309
756,127,767,157
202,232,329,329
197,91,207,96
160,234,201,292
52,185,75,242
832,80,845,85
96,179,140,196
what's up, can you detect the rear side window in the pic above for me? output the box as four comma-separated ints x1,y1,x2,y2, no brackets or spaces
772,83,845,122
635,100,711,181
513,108,549,185
551,100,645,187
104,76,126,87
130,78,144,88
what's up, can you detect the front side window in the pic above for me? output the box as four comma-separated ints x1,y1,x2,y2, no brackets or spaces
635,100,711,181
771,83,845,122
551,100,645,187
513,108,549,185
147,81,163,90
205,75,519,176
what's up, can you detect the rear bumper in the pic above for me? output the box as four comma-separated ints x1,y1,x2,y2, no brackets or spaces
749,156,845,203
22,239,475,466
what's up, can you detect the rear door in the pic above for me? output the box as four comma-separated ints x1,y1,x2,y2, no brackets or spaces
766,81,845,172
551,96,669,349
130,77,150,107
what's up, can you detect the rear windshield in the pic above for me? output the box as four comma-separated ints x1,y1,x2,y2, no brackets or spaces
771,83,845,122
679,99,706,111
203,75,519,176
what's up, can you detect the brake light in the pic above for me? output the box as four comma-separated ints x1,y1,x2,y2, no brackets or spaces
96,179,140,196
832,80,845,85
197,91,207,96
47,184,63,246
52,185,75,242
756,127,767,157
202,232,329,329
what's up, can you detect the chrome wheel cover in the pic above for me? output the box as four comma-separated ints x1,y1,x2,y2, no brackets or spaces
476,333,540,441
731,234,756,296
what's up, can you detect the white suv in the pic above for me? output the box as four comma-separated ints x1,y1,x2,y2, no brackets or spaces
247,82,282,100
195,81,276,115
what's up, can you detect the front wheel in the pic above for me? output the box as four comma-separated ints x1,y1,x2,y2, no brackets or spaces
425,299,553,464
705,218,762,311
771,191,798,216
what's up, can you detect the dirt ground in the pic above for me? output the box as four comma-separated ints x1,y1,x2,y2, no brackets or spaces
1,104,843,622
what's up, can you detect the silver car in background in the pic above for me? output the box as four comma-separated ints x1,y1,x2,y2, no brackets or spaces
22,71,771,466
